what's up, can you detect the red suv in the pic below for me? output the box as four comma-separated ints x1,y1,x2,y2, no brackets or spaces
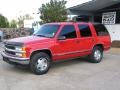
2,22,111,75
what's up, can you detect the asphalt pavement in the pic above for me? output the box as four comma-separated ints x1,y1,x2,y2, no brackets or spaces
0,44,120,90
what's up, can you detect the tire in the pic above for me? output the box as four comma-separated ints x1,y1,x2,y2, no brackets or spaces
88,46,103,63
30,52,51,75
0,36,1,42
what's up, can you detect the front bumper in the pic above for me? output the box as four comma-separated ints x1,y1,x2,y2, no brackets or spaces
1,52,30,65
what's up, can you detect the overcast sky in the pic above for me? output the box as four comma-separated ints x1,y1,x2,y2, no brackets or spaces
0,0,90,21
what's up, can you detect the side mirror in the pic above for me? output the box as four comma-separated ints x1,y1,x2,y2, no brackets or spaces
58,36,66,40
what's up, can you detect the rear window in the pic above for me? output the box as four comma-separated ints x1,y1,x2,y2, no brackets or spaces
94,24,109,36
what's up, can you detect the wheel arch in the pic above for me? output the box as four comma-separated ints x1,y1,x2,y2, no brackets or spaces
30,49,53,60
93,44,104,51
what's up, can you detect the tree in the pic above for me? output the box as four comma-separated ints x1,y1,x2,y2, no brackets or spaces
17,16,24,28
39,0,67,23
10,19,17,28
0,14,9,28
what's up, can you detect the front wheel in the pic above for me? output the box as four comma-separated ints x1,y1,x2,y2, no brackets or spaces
88,46,103,63
30,52,51,75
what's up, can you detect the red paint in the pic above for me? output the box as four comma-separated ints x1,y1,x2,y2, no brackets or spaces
8,22,111,61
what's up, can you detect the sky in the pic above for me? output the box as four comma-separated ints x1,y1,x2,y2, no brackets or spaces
0,0,91,21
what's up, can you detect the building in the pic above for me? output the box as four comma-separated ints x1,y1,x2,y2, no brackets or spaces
68,0,120,41
24,12,41,30
24,20,40,29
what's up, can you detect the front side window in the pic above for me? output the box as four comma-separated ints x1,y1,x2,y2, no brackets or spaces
34,24,60,38
78,24,92,37
59,25,77,39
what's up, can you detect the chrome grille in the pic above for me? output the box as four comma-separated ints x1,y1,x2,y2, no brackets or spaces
5,50,16,55
5,44,15,50
4,44,16,55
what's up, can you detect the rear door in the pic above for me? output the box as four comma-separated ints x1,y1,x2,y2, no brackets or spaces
77,23,94,53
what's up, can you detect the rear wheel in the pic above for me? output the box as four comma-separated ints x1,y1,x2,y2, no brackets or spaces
88,46,103,63
30,52,51,75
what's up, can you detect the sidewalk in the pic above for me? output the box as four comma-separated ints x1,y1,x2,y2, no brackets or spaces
106,48,120,55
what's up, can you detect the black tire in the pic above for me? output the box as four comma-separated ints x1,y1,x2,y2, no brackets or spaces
0,36,1,42
88,46,103,63
30,52,51,75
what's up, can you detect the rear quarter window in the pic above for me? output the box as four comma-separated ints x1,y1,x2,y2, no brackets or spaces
94,24,109,36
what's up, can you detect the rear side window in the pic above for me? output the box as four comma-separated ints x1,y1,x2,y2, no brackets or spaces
78,24,92,37
59,25,77,39
94,24,109,36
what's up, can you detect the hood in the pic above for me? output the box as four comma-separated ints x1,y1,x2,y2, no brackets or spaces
7,36,52,45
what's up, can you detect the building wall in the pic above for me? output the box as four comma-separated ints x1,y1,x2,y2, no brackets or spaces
105,24,120,41
97,10,120,41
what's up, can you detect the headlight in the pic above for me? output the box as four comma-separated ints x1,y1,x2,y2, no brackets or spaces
15,47,22,51
15,52,26,58
15,47,26,51
15,47,26,57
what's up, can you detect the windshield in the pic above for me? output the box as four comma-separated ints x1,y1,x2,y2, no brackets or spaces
33,24,60,38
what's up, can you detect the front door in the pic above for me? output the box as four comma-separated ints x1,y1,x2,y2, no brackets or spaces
54,24,79,60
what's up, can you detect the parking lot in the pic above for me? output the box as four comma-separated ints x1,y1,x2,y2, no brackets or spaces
0,45,120,90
